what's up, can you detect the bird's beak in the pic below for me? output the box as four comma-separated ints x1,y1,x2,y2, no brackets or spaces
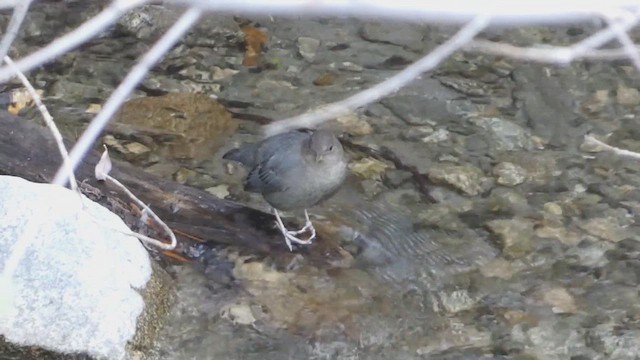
316,153,324,162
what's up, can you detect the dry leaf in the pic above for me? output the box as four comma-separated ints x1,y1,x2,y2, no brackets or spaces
95,145,112,181
8,87,43,115
241,25,268,68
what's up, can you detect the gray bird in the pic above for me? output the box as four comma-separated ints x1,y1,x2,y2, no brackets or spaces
223,128,347,251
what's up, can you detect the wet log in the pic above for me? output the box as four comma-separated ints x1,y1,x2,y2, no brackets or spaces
0,111,289,254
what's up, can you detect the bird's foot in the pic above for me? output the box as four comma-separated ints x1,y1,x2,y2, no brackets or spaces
273,209,316,251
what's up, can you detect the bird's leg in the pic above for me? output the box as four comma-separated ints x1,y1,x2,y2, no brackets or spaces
273,208,315,251
289,209,316,239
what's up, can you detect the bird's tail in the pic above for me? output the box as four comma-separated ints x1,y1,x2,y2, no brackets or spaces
222,145,255,166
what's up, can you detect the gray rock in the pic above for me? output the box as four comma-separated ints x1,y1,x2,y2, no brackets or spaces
382,169,413,188
428,163,487,196
297,37,321,62
616,85,640,106
470,117,533,151
399,125,434,141
486,218,535,258
586,324,640,359
360,22,425,52
513,66,578,147
382,95,454,125
493,162,528,186
0,176,171,360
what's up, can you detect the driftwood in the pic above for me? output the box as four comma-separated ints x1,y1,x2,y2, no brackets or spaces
0,111,295,254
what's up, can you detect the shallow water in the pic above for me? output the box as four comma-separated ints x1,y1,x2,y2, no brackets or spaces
8,2,640,359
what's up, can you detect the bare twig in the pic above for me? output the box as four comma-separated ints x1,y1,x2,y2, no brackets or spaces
603,10,640,70
173,0,640,25
465,40,636,62
0,0,18,9
583,134,640,160
570,9,640,59
4,56,78,192
263,15,491,136
52,7,203,186
103,174,177,250
95,146,177,250
0,0,33,63
0,0,148,84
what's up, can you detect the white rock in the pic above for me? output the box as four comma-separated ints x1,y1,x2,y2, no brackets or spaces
0,175,152,360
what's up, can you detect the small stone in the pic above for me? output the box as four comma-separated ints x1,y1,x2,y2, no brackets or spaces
470,117,533,151
616,85,640,106
479,258,515,280
436,289,478,314
336,113,374,136
579,217,630,242
85,103,102,114
220,302,256,326
349,158,390,180
173,167,197,184
486,218,535,258
124,142,151,156
102,135,127,154
502,310,539,326
339,61,363,72
313,72,337,86
582,90,609,114
488,188,530,214
541,287,577,314
360,22,424,51
211,66,239,81
536,226,581,246
205,184,230,199
360,179,385,198
256,79,297,91
399,126,434,141
493,162,527,186
382,169,413,188
416,205,465,231
543,202,563,216
297,36,320,62
428,163,486,196
421,128,450,143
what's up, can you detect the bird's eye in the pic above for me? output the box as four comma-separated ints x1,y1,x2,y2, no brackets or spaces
328,145,334,151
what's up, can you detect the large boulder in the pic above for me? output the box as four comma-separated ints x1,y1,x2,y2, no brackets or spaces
0,176,173,360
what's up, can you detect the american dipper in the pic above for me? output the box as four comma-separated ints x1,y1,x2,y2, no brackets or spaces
223,128,347,251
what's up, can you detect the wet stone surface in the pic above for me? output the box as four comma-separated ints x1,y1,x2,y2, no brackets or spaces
6,2,640,359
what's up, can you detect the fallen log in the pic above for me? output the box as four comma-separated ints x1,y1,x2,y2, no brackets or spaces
0,111,293,254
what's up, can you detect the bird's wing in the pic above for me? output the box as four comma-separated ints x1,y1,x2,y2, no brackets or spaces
244,133,308,194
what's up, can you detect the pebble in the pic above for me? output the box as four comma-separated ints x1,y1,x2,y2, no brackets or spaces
297,36,321,61
486,218,535,258
493,162,527,186
428,163,486,196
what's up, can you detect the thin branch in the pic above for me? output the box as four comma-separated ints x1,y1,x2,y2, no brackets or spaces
4,56,78,192
570,8,640,59
603,10,640,70
172,0,640,25
263,15,491,136
0,0,18,9
583,134,640,160
52,7,203,186
104,174,177,250
0,0,33,63
0,0,147,84
464,40,635,62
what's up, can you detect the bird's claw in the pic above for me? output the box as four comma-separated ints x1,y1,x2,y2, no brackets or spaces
273,209,316,251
